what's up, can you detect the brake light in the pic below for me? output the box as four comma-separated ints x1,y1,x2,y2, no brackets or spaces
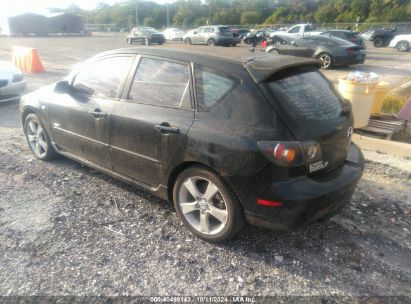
257,199,283,207
347,47,356,54
257,141,322,167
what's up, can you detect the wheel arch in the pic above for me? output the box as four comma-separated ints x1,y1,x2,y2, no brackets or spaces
166,161,245,209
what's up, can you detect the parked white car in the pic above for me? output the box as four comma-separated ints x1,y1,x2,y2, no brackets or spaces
269,24,322,38
163,28,185,41
389,34,411,52
0,61,26,102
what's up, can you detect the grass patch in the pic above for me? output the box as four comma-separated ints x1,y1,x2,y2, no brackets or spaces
382,94,408,114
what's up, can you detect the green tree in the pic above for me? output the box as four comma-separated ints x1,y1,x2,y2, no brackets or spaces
315,3,338,23
240,11,263,25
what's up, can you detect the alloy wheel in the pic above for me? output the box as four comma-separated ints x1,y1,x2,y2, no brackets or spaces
178,177,228,235
26,119,48,158
398,42,409,52
319,54,332,69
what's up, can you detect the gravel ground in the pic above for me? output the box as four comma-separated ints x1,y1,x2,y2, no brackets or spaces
0,36,410,299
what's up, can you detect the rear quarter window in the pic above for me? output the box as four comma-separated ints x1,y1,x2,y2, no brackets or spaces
194,65,240,111
267,67,343,122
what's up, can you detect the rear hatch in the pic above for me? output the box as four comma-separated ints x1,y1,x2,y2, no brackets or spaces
218,27,234,38
261,65,353,174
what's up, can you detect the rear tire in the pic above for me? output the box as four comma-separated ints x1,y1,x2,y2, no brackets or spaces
173,166,244,242
24,114,57,161
373,37,384,48
318,52,333,69
207,39,216,46
396,41,409,52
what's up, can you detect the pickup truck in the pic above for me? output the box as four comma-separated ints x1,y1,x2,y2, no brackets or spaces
270,24,322,38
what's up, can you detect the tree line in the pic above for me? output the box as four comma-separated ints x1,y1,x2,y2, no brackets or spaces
55,0,411,30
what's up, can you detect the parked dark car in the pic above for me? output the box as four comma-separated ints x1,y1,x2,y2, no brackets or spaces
127,27,165,45
243,29,273,45
267,35,366,69
20,48,364,242
183,26,235,46
320,30,365,48
362,25,411,47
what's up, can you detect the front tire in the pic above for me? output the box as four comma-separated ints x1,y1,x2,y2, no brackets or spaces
173,166,244,242
318,52,333,69
184,38,191,45
269,48,280,55
24,114,57,161
396,41,409,52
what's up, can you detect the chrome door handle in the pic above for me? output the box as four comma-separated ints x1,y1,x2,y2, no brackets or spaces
155,124,180,134
89,109,107,118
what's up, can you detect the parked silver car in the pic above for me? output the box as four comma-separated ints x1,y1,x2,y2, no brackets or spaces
0,61,26,102
183,26,235,46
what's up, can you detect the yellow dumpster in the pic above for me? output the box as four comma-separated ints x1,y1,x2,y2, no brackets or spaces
338,79,378,128
371,81,391,114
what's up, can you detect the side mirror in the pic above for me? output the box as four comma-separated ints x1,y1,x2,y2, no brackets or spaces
193,31,197,34
342,99,352,115
54,80,71,93
291,41,297,46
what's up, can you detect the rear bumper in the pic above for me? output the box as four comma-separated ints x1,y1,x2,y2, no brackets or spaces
335,53,366,66
0,80,26,102
233,144,364,230
215,37,234,45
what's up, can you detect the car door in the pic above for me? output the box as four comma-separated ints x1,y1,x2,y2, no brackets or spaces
191,27,204,44
109,56,195,187
48,55,134,168
279,39,314,58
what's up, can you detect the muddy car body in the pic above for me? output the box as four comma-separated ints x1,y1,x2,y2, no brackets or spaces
20,48,364,242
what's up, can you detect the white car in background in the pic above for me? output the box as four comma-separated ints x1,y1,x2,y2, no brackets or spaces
0,61,26,103
163,28,185,41
389,34,411,52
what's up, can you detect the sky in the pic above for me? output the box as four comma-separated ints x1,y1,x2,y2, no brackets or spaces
0,0,170,19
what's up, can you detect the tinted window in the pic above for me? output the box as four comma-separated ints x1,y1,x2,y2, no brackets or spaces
73,56,132,98
195,65,239,110
129,57,190,108
267,67,342,122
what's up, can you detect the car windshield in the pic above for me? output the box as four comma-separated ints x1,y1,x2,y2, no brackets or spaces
267,66,343,122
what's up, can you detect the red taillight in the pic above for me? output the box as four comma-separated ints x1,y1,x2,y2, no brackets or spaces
258,141,321,167
257,199,283,207
347,47,356,54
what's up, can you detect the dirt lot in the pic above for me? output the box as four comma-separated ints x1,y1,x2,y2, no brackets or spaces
0,36,410,299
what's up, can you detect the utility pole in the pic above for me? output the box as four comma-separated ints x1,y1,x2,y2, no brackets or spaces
135,1,139,27
166,2,169,28
208,4,211,25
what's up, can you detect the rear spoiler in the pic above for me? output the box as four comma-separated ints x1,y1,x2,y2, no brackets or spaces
243,55,319,84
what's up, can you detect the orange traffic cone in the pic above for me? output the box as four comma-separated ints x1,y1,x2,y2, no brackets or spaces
13,47,44,73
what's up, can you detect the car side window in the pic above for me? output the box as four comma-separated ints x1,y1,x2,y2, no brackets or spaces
72,56,133,99
197,28,204,33
194,65,240,110
128,57,191,109
289,26,301,34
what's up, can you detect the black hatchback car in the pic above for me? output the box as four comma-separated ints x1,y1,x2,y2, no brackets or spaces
20,48,364,242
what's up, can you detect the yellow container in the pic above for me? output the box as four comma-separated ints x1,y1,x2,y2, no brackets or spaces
338,79,377,128
371,81,391,114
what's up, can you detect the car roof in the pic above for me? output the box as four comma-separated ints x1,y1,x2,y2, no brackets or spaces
97,47,319,83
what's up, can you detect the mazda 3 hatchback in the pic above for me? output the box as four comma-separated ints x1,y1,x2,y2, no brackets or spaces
20,48,364,242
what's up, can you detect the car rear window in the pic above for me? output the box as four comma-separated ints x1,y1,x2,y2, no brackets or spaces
267,67,343,122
